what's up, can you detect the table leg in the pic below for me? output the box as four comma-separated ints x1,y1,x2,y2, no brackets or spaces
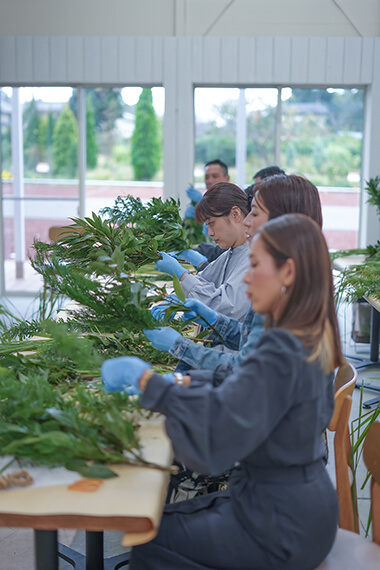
34,530,58,570
86,531,104,570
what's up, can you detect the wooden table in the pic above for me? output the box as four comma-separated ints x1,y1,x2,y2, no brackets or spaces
333,255,380,407
0,416,173,570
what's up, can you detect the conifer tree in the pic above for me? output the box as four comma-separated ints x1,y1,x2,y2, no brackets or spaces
52,104,78,177
131,88,160,180
86,96,98,169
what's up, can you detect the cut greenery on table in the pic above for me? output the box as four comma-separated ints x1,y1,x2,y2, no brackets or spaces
0,196,203,478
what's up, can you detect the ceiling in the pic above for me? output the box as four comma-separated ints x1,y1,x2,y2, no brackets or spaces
0,0,379,37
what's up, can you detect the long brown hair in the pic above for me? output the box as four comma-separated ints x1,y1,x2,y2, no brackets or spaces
254,174,323,228
258,213,344,373
195,182,249,222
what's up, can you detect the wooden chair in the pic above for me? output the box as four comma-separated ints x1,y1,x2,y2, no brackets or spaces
314,420,380,569
363,420,380,546
48,224,84,242
327,360,358,532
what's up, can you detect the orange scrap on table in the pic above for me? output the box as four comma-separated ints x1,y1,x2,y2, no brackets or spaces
68,478,104,492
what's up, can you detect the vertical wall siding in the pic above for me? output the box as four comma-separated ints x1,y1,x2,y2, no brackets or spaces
0,35,375,88
0,35,379,240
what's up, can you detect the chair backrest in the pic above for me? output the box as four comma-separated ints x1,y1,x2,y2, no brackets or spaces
329,361,357,430
363,420,380,545
328,361,358,532
49,225,84,242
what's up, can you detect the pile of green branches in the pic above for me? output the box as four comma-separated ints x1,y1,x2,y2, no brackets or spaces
0,367,146,479
0,196,197,477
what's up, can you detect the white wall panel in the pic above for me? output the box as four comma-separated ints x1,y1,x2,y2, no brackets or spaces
67,37,84,83
361,38,374,84
326,38,345,85
290,38,309,84
220,38,238,84
237,37,255,84
118,37,136,84
84,38,101,84
308,38,327,83
16,37,34,84
191,37,204,84
274,38,291,84
343,38,362,85
135,37,153,84
49,37,68,83
0,37,17,84
255,38,273,84
152,37,164,84
203,38,221,84
32,37,50,83
100,37,119,84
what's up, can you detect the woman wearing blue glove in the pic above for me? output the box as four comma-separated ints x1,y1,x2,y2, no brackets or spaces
155,182,251,322
102,213,342,570
147,175,323,373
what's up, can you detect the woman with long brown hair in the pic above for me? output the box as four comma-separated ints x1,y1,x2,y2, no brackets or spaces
102,213,343,570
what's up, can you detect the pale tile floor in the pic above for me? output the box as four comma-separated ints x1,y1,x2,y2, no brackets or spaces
0,302,379,568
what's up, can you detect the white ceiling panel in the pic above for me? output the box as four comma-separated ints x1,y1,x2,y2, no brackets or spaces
0,0,378,36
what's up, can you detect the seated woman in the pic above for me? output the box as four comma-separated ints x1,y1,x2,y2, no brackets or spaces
102,213,342,570
154,182,250,322
146,175,323,372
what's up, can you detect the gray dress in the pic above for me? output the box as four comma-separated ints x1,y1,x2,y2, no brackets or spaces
130,328,338,570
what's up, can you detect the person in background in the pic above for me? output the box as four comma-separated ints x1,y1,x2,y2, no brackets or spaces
151,182,251,324
101,213,342,570
148,174,322,374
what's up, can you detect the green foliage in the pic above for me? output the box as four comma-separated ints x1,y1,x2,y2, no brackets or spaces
131,88,161,180
52,104,78,177
365,176,380,217
86,95,98,169
0,368,146,478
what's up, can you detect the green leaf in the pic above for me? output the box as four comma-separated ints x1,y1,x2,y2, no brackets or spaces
66,460,118,479
172,274,185,302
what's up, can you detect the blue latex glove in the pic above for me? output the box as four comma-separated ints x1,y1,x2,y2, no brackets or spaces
155,252,188,280
202,223,208,236
101,356,151,395
182,298,218,327
177,249,207,269
162,373,175,383
144,327,181,352
186,186,203,204
185,204,195,219
150,294,181,322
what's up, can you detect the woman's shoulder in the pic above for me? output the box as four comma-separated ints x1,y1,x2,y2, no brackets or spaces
257,327,305,357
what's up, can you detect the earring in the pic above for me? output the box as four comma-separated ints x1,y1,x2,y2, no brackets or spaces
281,286,287,295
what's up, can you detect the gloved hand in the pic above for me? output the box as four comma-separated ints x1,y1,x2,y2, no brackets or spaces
185,204,195,219
144,327,182,352
186,186,203,204
177,249,207,270
101,356,151,395
150,294,181,322
162,373,175,383
202,223,209,236
155,252,189,280
182,298,218,327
